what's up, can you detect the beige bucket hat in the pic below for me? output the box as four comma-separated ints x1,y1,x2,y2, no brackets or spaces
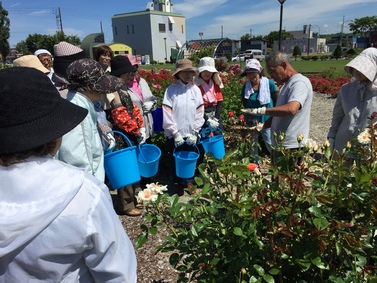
172,58,198,76
13,55,50,74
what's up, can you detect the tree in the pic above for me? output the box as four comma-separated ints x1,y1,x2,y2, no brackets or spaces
16,31,81,55
240,33,251,41
292,45,301,61
349,16,377,37
265,30,294,48
0,1,10,66
333,44,342,59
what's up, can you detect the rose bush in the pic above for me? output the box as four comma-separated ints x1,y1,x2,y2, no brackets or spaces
137,111,377,282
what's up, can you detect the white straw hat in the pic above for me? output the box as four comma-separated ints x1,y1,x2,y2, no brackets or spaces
197,57,218,73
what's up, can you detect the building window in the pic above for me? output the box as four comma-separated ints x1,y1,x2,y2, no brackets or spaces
181,25,184,34
169,23,173,32
159,23,166,33
132,24,135,34
114,26,117,35
127,25,129,34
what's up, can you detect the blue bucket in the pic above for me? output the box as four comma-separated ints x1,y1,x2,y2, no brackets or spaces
201,134,225,159
173,145,200,179
136,144,161,178
104,131,140,189
152,107,163,132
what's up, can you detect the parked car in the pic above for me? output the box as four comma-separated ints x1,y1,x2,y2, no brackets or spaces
231,54,245,62
244,49,265,61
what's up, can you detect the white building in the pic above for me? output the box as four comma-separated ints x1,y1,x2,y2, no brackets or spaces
112,0,186,62
274,30,328,54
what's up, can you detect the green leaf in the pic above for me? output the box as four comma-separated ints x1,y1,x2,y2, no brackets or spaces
149,227,158,235
253,264,265,276
297,259,311,271
313,217,329,229
268,268,280,275
311,257,328,269
169,253,180,267
308,206,322,217
191,225,198,237
135,234,147,249
262,274,274,283
233,227,246,237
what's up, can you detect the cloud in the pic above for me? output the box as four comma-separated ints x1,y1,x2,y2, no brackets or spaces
174,0,228,19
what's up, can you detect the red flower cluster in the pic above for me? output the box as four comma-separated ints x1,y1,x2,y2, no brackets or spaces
309,74,351,97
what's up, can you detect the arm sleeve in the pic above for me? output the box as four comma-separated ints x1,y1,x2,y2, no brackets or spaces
327,93,345,139
111,106,141,136
57,117,97,176
162,88,178,137
193,89,205,133
84,185,137,283
215,101,223,119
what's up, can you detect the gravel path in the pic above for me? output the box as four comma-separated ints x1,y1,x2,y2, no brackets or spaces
119,91,337,282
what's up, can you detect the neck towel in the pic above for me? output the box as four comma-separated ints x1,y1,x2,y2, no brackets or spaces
244,77,270,105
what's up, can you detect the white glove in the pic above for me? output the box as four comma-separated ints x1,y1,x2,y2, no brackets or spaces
207,117,219,131
241,107,266,116
106,133,116,152
142,101,155,113
250,122,264,132
137,127,147,145
186,133,198,146
174,132,184,147
328,137,335,152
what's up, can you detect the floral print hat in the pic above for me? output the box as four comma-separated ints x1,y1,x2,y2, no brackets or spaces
67,58,124,94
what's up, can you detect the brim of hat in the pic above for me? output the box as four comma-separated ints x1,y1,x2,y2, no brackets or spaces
0,98,88,154
172,67,199,76
241,68,259,77
92,74,124,94
344,55,376,82
110,66,137,77
198,66,218,74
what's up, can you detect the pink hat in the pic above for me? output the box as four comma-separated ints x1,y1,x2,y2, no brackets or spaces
123,54,138,66
241,59,263,76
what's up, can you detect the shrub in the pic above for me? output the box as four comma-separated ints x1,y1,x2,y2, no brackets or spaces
311,55,319,61
137,114,377,282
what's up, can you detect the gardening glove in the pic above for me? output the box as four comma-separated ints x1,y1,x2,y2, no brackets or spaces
142,101,155,113
105,132,116,153
206,117,219,131
174,132,185,148
137,127,147,145
186,133,198,146
241,107,266,116
250,122,264,132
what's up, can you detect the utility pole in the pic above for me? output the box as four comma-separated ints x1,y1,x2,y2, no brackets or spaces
340,15,345,46
56,7,64,34
307,24,311,56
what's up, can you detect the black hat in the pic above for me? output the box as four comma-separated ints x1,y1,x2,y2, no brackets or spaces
66,59,124,94
110,55,137,77
0,67,88,154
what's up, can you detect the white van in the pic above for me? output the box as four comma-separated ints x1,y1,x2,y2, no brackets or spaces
244,49,265,61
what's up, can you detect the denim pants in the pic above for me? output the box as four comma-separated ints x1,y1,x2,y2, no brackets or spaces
252,128,272,164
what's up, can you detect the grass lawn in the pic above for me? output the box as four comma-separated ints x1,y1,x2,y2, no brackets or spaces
140,58,352,77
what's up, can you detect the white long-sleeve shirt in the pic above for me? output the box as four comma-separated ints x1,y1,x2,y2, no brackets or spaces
162,80,205,138
0,155,137,283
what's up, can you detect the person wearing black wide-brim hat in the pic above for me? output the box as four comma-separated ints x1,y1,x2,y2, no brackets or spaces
0,67,137,282
102,55,146,216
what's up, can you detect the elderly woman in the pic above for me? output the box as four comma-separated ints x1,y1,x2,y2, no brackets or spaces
56,59,123,182
94,45,113,72
327,47,377,161
0,67,137,282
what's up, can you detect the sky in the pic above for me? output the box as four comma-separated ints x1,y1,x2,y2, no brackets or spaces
3,0,377,48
